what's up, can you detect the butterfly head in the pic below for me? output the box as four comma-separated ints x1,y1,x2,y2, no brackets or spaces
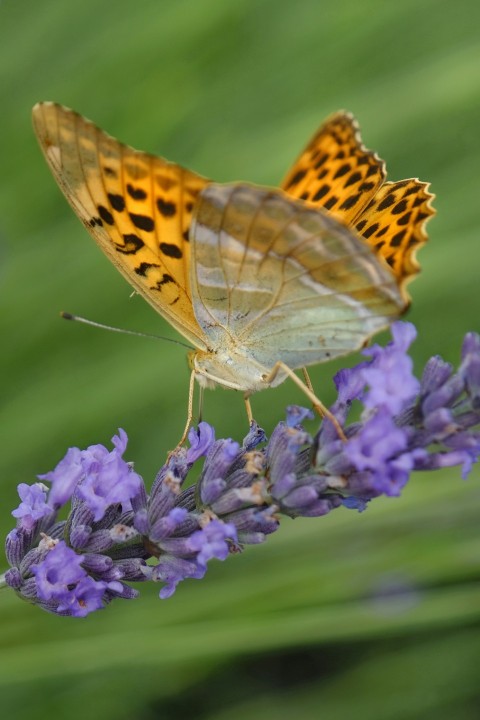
190,349,271,394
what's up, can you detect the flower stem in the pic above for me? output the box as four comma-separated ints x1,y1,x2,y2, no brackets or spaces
0,573,9,590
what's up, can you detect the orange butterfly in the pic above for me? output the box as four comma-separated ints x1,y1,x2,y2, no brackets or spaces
33,103,434,438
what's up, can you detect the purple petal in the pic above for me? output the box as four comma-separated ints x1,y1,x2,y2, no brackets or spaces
38,446,84,508
31,541,85,602
345,409,408,472
285,405,314,428
187,422,216,463
12,483,51,528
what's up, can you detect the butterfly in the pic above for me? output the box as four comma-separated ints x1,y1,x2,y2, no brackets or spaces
32,102,434,437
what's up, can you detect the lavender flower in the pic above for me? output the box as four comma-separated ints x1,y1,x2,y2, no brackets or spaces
2,323,480,617
31,541,117,617
311,322,480,502
39,429,142,520
11,483,51,529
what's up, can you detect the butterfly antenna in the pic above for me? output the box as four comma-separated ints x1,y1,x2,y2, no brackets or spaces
60,312,195,350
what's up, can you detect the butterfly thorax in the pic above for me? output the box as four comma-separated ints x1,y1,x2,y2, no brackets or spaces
192,348,281,393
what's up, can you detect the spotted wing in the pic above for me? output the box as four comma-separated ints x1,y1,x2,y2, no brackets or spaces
281,112,386,225
32,102,210,349
281,111,435,294
190,183,405,371
353,178,435,286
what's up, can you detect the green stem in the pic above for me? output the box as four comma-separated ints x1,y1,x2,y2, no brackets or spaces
0,573,9,590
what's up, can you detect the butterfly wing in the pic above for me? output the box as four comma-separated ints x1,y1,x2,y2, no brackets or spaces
32,102,210,349
353,178,435,285
190,183,405,372
281,112,386,224
281,111,435,294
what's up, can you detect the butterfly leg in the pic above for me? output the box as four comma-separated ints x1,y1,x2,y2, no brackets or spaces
197,384,205,423
244,394,254,425
301,367,316,399
300,367,335,422
265,361,346,441
175,368,197,449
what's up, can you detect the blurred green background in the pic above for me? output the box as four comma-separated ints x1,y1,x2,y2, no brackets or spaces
1,0,480,718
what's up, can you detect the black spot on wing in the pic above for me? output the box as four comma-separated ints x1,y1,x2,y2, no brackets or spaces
392,199,408,215
129,213,155,231
363,223,379,239
339,193,361,211
156,273,176,289
359,181,376,192
286,169,307,188
98,205,114,225
312,185,329,201
108,193,125,212
377,194,395,211
157,198,176,217
127,184,147,200
344,171,362,188
116,233,145,254
333,163,351,179
324,196,338,210
160,242,183,259
135,261,160,276
314,153,328,169
390,230,407,247
397,211,412,226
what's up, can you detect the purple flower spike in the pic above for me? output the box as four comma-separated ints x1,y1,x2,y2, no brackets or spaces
4,322,480,617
